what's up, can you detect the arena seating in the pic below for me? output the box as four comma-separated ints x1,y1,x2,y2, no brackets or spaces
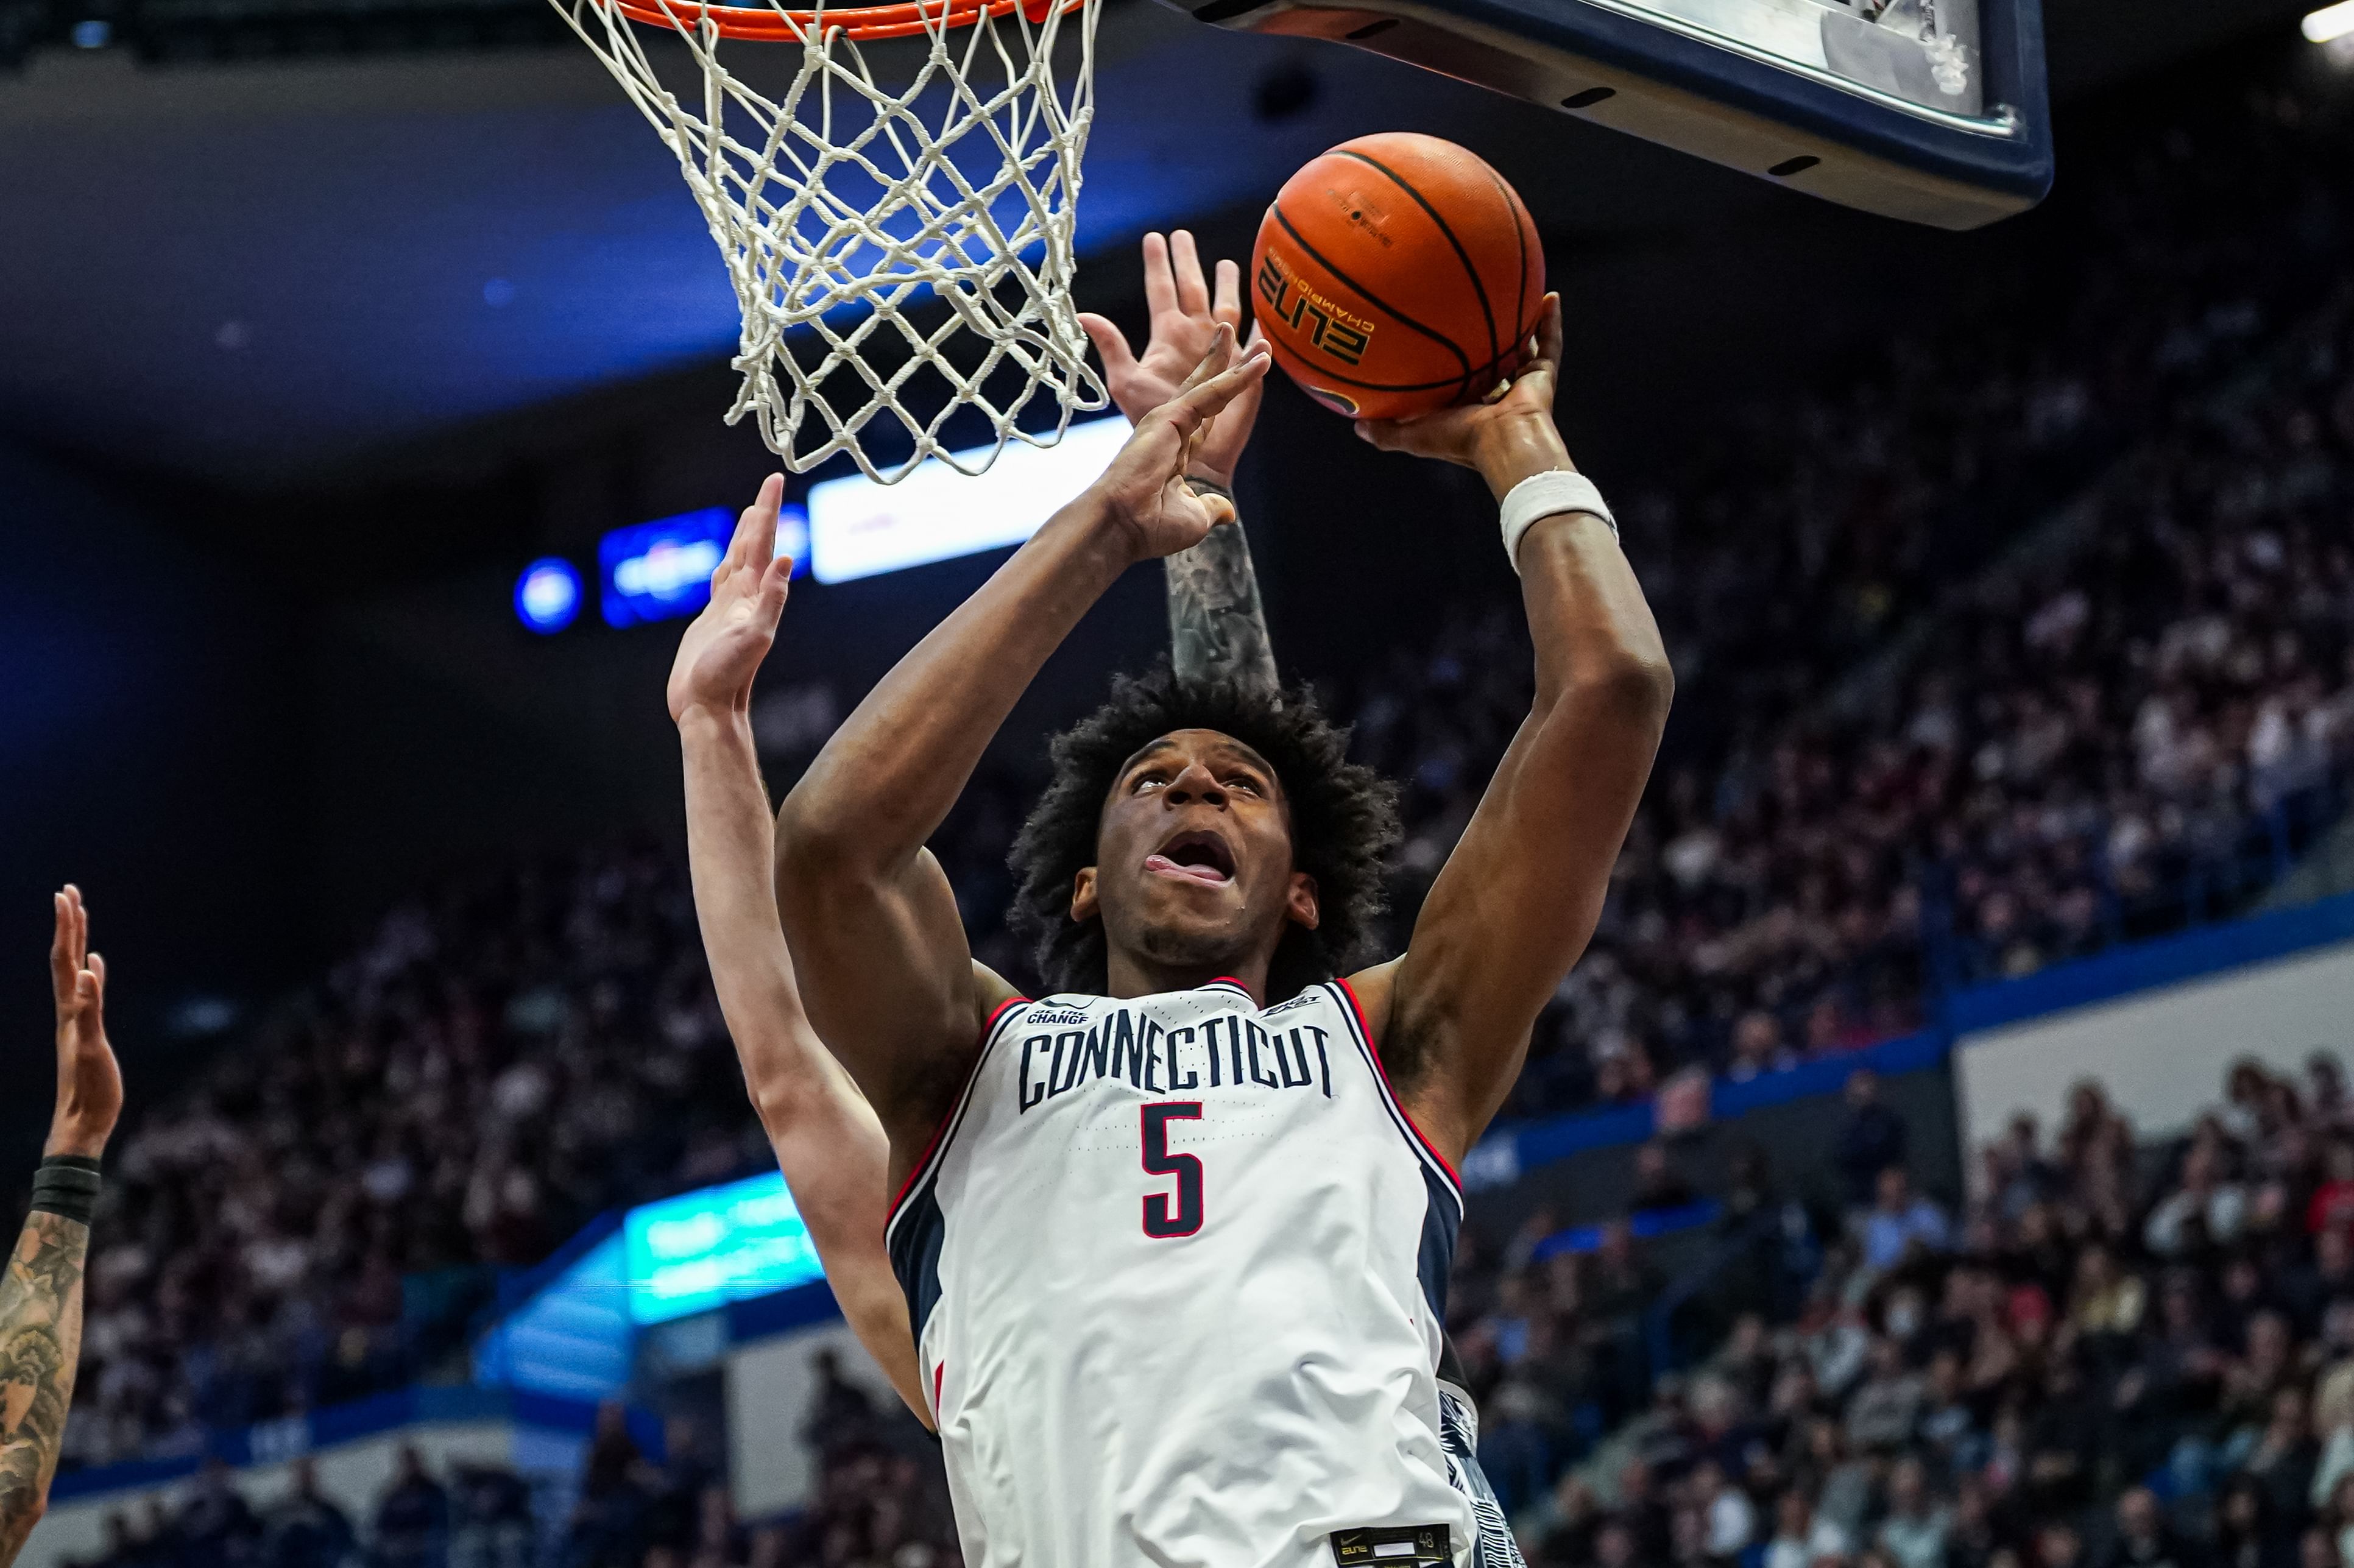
1476,1054,2354,1568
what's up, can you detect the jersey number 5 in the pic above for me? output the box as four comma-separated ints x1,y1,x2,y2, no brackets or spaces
1140,1101,1203,1238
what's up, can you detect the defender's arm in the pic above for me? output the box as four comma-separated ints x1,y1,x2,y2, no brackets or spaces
1165,504,1277,694
1349,297,1672,1163
1078,230,1279,697
668,497,928,1422
3,887,123,1568
777,337,1271,1165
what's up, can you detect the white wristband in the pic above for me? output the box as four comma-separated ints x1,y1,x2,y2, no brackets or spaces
1499,470,1616,574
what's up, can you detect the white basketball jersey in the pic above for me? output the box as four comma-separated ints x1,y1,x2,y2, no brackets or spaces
885,978,1507,1568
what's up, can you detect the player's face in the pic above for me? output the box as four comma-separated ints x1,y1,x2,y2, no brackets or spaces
1075,728,1320,977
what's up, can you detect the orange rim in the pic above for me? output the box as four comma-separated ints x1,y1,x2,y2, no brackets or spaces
609,0,1067,40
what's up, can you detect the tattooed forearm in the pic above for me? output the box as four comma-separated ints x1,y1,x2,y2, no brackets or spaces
1165,515,1279,698
0,1213,89,1566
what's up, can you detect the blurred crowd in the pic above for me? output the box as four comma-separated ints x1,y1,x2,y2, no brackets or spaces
1381,264,2354,1118
76,1447,533,1568
1309,85,2354,1118
66,1387,957,1568
1459,1052,2354,1568
61,851,768,1466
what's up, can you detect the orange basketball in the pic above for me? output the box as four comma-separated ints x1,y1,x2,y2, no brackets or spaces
1250,132,1546,422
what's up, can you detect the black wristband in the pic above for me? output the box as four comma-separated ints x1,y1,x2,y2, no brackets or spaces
1182,476,1234,501
30,1155,102,1226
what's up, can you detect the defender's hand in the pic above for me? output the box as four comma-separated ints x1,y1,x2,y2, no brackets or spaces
668,474,796,724
1078,231,1267,491
1087,325,1271,562
1354,294,1575,500
48,885,122,1160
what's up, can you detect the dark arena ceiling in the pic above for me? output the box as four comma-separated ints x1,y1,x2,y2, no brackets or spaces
0,0,2320,490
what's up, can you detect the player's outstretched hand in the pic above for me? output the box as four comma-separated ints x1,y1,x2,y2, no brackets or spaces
667,474,796,725
48,885,122,1161
1088,324,1271,561
1352,294,1575,498
1078,231,1267,491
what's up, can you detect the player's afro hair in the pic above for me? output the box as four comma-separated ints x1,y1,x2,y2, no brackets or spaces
1008,664,1401,1003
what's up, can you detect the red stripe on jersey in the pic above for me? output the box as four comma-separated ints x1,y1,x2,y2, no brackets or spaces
1334,975,1463,1190
887,994,1031,1223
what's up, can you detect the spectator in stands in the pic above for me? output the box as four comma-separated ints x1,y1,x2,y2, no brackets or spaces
1845,1338,1925,1454
1763,1488,1849,1568
1693,1458,1756,1559
565,1407,652,1568
1837,1073,1910,1209
263,1460,356,1568
90,1510,142,1568
1591,1519,1638,1568
2146,1141,2250,1258
2308,1144,2354,1238
446,1464,532,1568
798,1351,883,1465
2213,1477,2288,1568
1985,1115,2068,1223
1878,1457,1951,1568
2042,1522,2089,1568
1632,1143,1699,1214
2310,1058,2350,1134
1534,1475,1603,1567
130,1499,177,1568
1727,1014,1797,1084
1858,1168,1951,1273
637,1421,713,1564
2067,1244,2146,1341
373,1446,448,1568
2093,1488,2200,1568
175,1460,261,1568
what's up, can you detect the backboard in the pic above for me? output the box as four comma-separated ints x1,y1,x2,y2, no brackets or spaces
1162,0,2052,229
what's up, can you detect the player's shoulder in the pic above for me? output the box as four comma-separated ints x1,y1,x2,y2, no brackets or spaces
1340,955,1465,1131
1337,957,1403,1047
970,961,1028,1035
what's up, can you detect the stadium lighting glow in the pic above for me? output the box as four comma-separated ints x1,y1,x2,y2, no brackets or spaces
513,557,581,634
621,1169,826,1324
805,415,1132,585
2305,1,2354,41
599,503,810,628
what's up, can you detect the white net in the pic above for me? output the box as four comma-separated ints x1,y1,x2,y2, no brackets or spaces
556,0,1109,481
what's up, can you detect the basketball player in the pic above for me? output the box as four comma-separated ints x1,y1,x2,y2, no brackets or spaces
763,229,1667,1564
669,233,1293,1432
664,235,1292,1430
668,476,930,1421
674,231,1529,1563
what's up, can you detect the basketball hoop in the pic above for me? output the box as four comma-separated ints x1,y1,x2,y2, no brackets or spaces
554,0,1108,481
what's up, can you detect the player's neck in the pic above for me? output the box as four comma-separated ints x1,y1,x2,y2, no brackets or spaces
1103,948,1269,1005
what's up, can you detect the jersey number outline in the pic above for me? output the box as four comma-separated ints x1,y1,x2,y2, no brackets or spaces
1139,1101,1204,1238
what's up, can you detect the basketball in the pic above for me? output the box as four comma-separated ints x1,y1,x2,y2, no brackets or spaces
1249,132,1546,422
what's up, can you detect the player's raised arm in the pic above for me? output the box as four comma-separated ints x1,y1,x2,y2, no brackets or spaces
666,483,929,1424
1349,294,1673,1164
1080,231,1278,695
2,887,123,1568
775,333,1272,1166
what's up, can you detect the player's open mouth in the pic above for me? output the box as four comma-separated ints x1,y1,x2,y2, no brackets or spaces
1145,830,1235,887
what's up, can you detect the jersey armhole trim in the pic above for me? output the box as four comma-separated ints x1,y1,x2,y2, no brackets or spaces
1332,976,1465,1202
885,995,1030,1233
